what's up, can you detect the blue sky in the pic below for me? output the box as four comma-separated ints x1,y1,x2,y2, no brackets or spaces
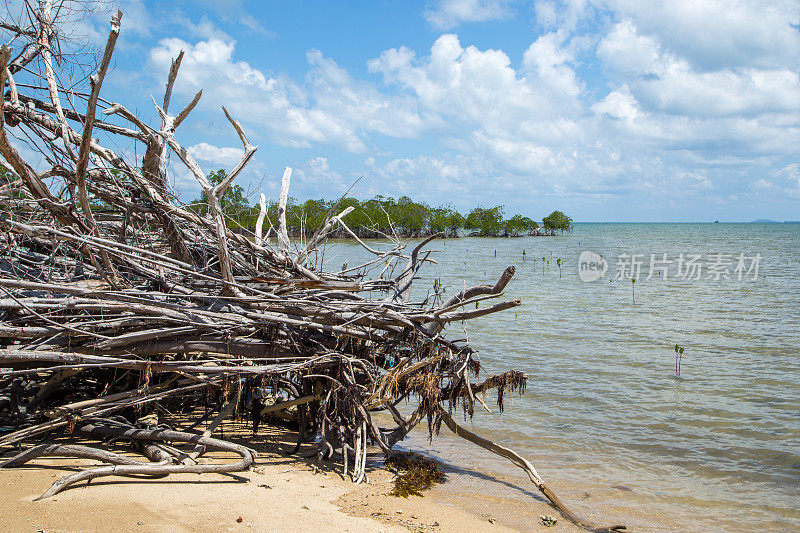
26,0,800,221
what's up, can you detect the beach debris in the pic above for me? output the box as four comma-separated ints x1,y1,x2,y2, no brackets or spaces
386,453,446,498
0,3,624,532
541,514,558,526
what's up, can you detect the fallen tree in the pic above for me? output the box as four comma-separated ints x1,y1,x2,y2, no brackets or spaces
0,3,623,531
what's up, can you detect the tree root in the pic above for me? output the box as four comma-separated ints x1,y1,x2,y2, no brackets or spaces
21,423,255,500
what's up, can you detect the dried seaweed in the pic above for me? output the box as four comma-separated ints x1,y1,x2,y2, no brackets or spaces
386,452,446,497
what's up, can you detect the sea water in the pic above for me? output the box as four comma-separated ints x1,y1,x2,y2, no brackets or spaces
324,223,800,532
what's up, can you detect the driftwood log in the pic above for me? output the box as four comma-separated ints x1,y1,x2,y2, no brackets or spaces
0,3,623,531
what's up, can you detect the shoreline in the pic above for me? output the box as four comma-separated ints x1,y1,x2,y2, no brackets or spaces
0,423,582,533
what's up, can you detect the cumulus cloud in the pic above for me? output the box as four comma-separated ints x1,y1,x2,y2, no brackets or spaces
369,33,583,141
132,1,800,218
597,19,661,75
534,0,593,32
768,163,800,197
424,0,514,29
522,31,582,103
599,19,800,118
188,142,245,167
291,156,350,196
588,6,800,193
149,36,430,154
592,85,640,121
602,0,800,71
367,155,476,204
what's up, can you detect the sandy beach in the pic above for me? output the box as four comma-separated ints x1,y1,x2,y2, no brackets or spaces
0,422,586,533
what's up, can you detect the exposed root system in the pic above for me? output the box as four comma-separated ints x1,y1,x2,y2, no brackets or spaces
0,4,623,531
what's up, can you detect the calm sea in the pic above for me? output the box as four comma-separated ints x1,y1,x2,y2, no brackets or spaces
325,223,800,532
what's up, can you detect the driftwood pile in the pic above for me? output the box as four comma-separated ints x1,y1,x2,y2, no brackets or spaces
0,4,623,532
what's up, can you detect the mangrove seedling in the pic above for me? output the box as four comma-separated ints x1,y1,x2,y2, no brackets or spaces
631,278,636,304
556,258,562,278
674,344,685,377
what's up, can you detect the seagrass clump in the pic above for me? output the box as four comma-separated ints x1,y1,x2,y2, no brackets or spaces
386,452,446,498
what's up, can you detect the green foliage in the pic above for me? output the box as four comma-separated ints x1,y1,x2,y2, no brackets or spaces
674,344,685,377
184,172,570,240
0,164,14,182
542,210,574,233
503,214,538,237
0,165,24,201
90,198,112,213
465,206,505,236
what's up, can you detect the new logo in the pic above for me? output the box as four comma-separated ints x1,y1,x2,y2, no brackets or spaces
578,251,607,282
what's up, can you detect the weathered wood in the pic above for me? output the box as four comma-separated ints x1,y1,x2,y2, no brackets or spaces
276,166,292,253
0,7,621,530
31,424,256,500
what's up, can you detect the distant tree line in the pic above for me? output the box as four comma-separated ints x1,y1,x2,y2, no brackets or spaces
188,170,573,238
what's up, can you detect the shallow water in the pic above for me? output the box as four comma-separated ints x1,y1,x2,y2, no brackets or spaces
325,223,800,532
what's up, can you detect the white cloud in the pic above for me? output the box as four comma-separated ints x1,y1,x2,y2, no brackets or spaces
118,0,153,38
592,85,640,121
149,37,431,153
308,156,330,173
369,33,582,133
534,0,560,28
384,155,461,180
132,3,800,218
768,163,800,197
522,31,582,102
659,67,799,118
424,0,514,29
597,19,661,75
474,133,560,174
534,0,593,32
292,156,348,194
180,15,234,41
595,15,800,163
188,142,245,167
369,155,475,203
677,171,713,190
602,0,800,71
